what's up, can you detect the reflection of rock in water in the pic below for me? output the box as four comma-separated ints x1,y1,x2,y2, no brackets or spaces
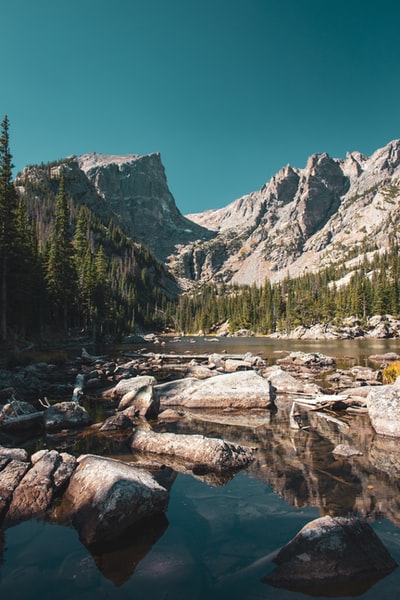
263,515,397,597
164,405,400,527
88,513,169,586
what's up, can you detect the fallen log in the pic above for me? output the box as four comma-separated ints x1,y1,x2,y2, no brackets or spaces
123,352,246,362
1,411,44,432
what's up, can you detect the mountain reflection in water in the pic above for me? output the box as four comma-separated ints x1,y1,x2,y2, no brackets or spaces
1,337,400,599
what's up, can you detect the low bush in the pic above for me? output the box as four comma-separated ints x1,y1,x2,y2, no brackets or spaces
382,361,400,384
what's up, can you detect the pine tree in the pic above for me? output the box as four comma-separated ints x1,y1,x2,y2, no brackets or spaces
0,116,18,341
46,173,77,332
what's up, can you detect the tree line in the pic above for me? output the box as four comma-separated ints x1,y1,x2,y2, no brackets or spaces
169,240,400,335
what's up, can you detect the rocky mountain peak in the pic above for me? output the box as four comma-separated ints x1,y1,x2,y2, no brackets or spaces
74,151,214,262
177,138,400,287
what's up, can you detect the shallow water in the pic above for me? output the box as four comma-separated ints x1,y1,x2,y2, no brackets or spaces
2,336,400,599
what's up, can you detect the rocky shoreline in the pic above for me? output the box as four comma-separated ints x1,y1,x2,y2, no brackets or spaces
1,341,400,591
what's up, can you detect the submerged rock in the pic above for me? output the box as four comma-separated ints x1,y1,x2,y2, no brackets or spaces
263,515,397,595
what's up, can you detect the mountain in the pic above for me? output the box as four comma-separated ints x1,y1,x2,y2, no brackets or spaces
15,139,400,297
180,139,400,287
76,152,214,262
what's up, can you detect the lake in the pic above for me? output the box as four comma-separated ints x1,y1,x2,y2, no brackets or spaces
2,336,400,599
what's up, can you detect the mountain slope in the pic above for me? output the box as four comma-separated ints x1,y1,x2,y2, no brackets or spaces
180,140,400,286
76,152,214,261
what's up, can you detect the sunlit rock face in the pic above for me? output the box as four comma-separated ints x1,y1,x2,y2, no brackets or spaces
183,139,400,286
78,152,214,261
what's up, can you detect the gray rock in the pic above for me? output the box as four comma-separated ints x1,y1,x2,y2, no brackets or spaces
366,379,400,436
56,454,169,545
154,370,273,409
332,444,363,457
0,459,30,517
5,450,74,524
99,412,134,431
130,429,253,471
264,366,320,396
114,375,156,399
264,516,397,595
43,401,91,431
0,446,29,462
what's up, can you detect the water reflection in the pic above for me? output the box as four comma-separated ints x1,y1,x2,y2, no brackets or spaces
3,337,400,597
167,404,400,527
88,513,169,586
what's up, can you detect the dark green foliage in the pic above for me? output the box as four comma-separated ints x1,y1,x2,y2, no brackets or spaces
169,238,400,334
1,120,176,344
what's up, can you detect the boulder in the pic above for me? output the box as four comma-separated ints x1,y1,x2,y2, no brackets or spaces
114,375,156,398
5,450,76,525
154,371,273,409
117,384,159,419
332,444,363,457
56,454,169,545
366,379,400,436
43,401,91,431
130,429,253,472
264,516,397,595
99,412,134,432
0,446,28,462
264,366,320,397
0,459,30,518
184,364,218,379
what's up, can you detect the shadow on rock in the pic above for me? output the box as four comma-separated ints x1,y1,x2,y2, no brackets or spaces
263,515,397,597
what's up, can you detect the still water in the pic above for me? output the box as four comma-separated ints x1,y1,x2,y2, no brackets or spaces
2,337,400,599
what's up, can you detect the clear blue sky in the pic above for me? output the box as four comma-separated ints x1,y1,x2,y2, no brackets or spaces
3,0,400,214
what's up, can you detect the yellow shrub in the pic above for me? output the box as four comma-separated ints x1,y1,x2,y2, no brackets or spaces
382,361,400,384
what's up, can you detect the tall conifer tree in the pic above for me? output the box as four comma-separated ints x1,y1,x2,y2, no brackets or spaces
0,116,18,341
46,173,76,332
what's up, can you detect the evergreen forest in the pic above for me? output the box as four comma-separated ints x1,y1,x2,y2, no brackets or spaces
170,241,400,334
0,116,174,346
1,115,400,346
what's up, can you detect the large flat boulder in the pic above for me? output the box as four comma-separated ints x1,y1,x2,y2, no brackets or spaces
154,371,272,409
55,454,169,546
366,378,400,436
130,429,253,472
264,515,397,595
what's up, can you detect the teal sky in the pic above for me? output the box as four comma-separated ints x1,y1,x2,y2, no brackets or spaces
3,0,400,214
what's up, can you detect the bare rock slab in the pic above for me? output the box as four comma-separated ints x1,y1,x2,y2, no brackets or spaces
55,454,169,546
263,515,397,596
154,370,273,409
130,429,253,472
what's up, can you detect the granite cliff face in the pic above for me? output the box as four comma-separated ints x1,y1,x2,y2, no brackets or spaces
16,152,213,264
182,139,400,286
76,152,213,261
